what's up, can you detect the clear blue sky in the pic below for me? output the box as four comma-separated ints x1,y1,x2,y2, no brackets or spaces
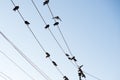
0,0,120,80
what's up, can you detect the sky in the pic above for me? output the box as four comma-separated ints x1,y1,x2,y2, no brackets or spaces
0,0,120,80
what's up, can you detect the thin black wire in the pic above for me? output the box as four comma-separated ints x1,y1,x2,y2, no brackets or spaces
10,0,46,53
44,2,101,80
0,31,52,80
30,0,69,78
0,50,35,80
10,0,64,78
10,0,67,78
0,72,12,80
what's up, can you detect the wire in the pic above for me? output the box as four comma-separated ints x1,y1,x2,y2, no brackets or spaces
84,72,101,80
43,1,101,80
9,0,69,79
0,31,52,80
0,50,35,80
11,0,66,78
29,0,69,79
0,72,12,80
0,74,7,80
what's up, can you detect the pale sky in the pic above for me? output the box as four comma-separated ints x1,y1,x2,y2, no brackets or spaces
0,0,120,80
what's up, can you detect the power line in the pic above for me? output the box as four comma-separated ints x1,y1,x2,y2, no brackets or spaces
42,1,101,80
0,31,52,80
0,50,35,80
29,0,70,79
0,73,7,80
0,72,12,80
9,0,69,79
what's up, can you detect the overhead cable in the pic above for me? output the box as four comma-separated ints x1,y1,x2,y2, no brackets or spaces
0,31,52,80
0,50,35,80
42,0,101,80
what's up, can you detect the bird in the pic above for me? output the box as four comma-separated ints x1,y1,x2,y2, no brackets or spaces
65,53,69,57
45,52,50,58
24,21,30,25
53,22,59,26
52,61,57,66
79,65,83,69
71,56,77,61
78,65,86,78
45,24,50,29
63,76,69,80
53,16,62,21
13,6,19,11
43,0,49,5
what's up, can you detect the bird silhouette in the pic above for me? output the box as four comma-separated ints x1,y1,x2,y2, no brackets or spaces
24,21,30,25
78,65,86,78
13,6,19,11
63,76,69,80
45,52,50,58
71,56,77,61
65,53,69,57
53,22,59,26
53,16,62,21
43,0,49,5
52,61,57,66
45,24,50,29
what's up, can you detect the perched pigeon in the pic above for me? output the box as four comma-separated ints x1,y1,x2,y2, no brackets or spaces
63,76,69,80
52,61,57,66
53,16,62,21
65,53,69,57
78,65,86,78
13,6,19,11
71,56,77,61
43,0,49,5
53,22,59,26
24,21,30,25
46,52,50,58
45,24,50,29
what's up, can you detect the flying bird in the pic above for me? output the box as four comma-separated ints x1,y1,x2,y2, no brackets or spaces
46,52,50,58
53,16,62,21
53,22,59,26
13,6,19,11
45,24,50,29
24,21,30,25
43,0,49,5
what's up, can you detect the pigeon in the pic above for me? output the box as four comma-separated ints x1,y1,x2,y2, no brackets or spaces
43,0,49,5
78,65,86,78
45,52,50,58
53,22,59,26
53,16,62,21
71,56,77,61
65,53,69,57
52,61,57,66
24,21,30,25
45,24,50,29
13,6,19,11
63,76,69,80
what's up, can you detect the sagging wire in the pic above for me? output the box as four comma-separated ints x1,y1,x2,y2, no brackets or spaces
42,0,101,80
0,31,52,80
29,0,70,79
9,0,69,79
0,72,12,80
0,74,7,80
0,50,35,80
